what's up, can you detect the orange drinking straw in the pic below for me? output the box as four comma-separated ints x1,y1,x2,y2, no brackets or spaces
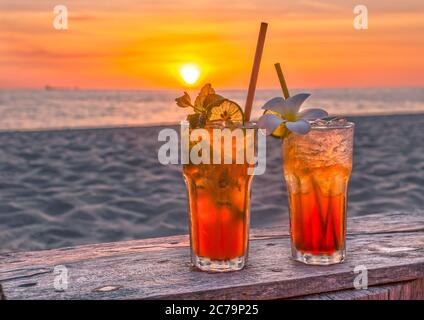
274,63,290,99
244,22,268,121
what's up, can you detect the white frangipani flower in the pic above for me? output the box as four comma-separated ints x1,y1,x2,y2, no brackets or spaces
258,93,328,136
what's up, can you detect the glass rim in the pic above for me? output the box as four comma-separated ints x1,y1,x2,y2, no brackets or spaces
309,121,355,130
204,121,257,129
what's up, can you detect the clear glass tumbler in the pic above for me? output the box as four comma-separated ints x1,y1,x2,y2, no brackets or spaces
282,120,354,265
183,122,257,272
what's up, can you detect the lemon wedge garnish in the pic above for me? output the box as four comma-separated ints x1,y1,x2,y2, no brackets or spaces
206,99,244,124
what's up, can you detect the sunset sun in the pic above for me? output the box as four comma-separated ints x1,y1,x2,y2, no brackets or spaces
179,64,200,85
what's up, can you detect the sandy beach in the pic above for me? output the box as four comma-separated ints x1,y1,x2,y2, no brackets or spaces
0,113,423,252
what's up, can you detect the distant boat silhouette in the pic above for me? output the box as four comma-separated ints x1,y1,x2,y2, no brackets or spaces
44,85,78,91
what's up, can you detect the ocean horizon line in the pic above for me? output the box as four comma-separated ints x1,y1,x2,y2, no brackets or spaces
0,111,422,134
1,88,422,132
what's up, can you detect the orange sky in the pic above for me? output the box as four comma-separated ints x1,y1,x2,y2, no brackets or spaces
0,0,423,89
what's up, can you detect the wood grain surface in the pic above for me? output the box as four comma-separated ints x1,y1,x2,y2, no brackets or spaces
1,211,423,300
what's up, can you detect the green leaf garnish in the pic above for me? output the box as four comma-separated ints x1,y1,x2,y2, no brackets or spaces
175,92,193,108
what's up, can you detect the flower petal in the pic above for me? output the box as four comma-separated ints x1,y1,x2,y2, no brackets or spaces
261,93,311,116
285,119,311,135
261,97,286,115
284,93,311,114
298,108,328,120
257,114,285,135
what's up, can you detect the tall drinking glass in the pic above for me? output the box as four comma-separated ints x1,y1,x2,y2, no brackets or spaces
183,122,256,272
283,121,354,265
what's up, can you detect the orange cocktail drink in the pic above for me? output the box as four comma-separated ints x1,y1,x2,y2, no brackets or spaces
283,120,354,265
183,123,256,272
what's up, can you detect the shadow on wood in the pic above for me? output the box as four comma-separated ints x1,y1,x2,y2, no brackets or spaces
297,278,424,300
0,284,5,300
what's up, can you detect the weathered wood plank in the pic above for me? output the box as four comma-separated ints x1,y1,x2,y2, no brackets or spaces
348,210,424,235
1,211,421,270
298,278,424,300
1,211,423,300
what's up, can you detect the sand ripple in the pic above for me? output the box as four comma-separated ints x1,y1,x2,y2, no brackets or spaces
0,114,423,252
